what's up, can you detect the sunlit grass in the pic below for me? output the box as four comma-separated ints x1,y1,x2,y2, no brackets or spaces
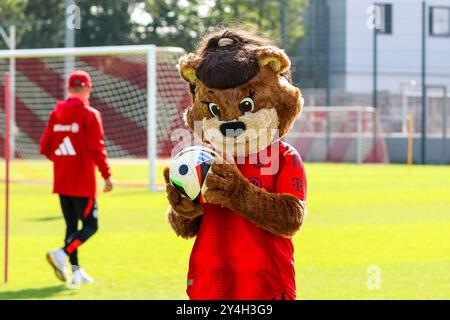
0,161,449,299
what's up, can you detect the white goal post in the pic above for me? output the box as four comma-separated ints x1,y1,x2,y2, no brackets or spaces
0,45,188,191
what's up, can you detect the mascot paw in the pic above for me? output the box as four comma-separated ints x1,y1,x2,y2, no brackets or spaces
203,163,249,208
163,167,205,219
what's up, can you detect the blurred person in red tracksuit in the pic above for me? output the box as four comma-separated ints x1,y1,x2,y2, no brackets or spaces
40,70,113,285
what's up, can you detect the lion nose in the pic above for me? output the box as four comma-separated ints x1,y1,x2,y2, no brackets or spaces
219,121,246,137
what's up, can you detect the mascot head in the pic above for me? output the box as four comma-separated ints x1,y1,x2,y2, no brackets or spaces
178,28,303,156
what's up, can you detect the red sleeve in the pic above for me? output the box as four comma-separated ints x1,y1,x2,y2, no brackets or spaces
86,110,111,179
275,147,307,201
39,112,54,160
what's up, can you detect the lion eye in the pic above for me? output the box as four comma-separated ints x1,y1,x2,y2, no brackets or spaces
239,97,255,114
208,102,220,117
208,103,221,118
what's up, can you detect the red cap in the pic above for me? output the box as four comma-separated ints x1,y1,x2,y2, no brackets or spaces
68,70,92,88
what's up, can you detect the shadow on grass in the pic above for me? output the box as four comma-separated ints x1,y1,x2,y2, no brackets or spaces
0,284,72,299
27,216,62,222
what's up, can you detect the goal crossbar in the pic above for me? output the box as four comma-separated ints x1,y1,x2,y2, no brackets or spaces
0,45,184,58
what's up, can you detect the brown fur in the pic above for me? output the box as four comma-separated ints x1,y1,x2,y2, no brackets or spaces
195,43,259,89
193,29,292,86
168,28,305,238
167,207,202,239
185,66,301,137
164,167,204,238
204,163,305,237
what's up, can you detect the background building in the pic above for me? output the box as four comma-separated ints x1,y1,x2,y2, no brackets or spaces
299,0,450,93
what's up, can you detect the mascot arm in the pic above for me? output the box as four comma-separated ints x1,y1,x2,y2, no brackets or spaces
164,167,204,238
167,206,202,239
204,163,306,237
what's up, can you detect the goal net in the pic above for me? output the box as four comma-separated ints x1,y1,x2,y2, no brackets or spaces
0,45,190,190
285,106,389,163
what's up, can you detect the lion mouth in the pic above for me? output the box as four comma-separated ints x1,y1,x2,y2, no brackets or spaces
202,108,279,156
219,121,247,138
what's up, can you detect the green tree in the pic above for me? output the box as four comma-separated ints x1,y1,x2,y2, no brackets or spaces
1,0,140,49
1,0,308,55
138,0,207,50
138,0,307,54
0,0,27,49
19,0,66,48
0,0,26,25
76,0,140,46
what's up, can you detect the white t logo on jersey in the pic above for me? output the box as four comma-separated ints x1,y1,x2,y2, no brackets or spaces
55,136,76,156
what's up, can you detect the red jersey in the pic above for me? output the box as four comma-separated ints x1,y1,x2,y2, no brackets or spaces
187,141,307,300
39,98,111,198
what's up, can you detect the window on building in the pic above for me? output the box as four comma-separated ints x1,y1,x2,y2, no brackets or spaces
376,3,393,34
430,6,450,37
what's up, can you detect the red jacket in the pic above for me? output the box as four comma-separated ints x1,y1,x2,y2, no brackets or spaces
40,98,111,198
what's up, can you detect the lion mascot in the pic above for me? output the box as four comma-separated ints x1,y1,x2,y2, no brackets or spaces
163,28,307,300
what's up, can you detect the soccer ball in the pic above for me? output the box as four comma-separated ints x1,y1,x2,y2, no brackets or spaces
169,146,217,203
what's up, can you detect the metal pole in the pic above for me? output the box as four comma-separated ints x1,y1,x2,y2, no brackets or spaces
325,2,331,158
424,85,447,164
64,0,76,48
421,1,427,164
8,25,15,160
325,1,331,105
147,47,157,191
64,0,76,97
407,111,414,166
443,87,448,164
373,13,378,109
401,87,407,134
372,5,379,161
356,109,363,164
4,73,10,283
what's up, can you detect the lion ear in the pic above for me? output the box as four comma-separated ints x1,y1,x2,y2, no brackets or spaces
256,46,291,74
177,53,200,85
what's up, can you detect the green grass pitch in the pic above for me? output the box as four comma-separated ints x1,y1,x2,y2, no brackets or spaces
0,160,449,299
